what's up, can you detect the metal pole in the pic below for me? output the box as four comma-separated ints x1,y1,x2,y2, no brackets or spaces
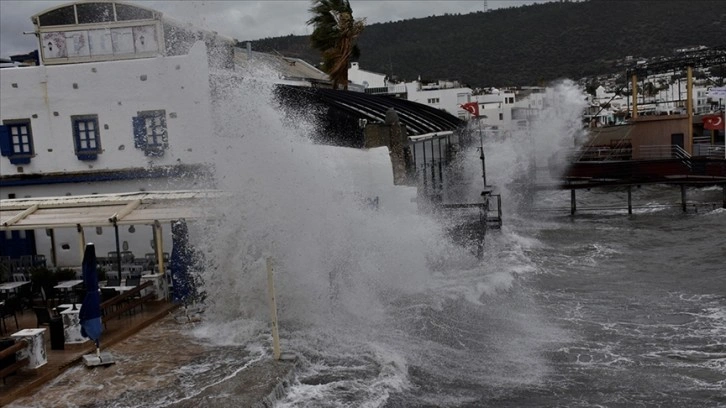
627,186,632,215
479,120,487,188
113,221,121,276
631,74,639,119
266,257,281,360
77,224,85,264
570,189,576,215
49,228,57,268
686,66,693,155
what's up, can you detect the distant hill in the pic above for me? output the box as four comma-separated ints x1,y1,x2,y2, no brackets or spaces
248,0,726,88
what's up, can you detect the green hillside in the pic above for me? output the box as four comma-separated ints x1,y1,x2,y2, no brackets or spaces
248,0,726,87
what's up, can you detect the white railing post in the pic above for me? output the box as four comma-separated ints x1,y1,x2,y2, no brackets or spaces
266,257,281,360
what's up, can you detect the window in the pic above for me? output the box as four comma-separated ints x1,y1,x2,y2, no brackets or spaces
71,115,101,160
499,113,504,120
133,110,168,156
0,119,34,164
427,98,440,104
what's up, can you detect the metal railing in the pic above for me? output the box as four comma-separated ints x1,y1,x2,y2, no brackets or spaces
410,133,457,201
576,146,633,161
693,143,726,159
485,194,503,229
637,144,691,160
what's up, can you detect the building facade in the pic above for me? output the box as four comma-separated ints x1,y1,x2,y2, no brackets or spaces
0,1,223,266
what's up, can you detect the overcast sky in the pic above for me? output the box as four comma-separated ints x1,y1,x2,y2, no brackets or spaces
0,1,546,58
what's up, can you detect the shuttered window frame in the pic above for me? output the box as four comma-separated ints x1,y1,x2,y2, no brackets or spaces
0,119,35,165
71,114,102,161
132,110,168,157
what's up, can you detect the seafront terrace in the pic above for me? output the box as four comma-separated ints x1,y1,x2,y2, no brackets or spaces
0,294,177,406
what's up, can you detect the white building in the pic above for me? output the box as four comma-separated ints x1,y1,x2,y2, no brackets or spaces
405,79,473,119
471,89,516,130
347,63,525,131
0,1,227,266
348,61,387,89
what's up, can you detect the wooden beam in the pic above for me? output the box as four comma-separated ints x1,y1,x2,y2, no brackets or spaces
627,185,633,214
2,204,38,227
154,221,165,281
108,199,141,223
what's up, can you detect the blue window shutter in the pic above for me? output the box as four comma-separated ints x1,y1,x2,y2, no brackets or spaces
0,125,11,156
132,116,146,149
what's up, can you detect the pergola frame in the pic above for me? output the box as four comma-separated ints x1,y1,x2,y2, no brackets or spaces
1,190,223,274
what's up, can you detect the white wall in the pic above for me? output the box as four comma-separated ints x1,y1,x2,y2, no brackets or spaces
1,42,215,267
0,41,213,178
472,91,515,129
405,81,472,118
347,62,387,88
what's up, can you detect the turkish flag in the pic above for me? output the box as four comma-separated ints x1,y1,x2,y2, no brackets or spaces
703,114,724,130
460,102,479,117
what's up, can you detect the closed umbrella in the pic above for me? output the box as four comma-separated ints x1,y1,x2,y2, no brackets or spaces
79,243,114,366
170,219,195,304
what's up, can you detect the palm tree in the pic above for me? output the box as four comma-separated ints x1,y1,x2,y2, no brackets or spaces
307,0,365,90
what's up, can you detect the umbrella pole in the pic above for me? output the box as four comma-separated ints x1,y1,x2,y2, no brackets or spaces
114,221,122,277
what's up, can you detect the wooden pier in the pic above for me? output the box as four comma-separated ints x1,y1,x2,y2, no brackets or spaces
546,157,726,214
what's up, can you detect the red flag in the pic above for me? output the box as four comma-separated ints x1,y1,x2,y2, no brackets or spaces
460,102,479,117
703,114,724,130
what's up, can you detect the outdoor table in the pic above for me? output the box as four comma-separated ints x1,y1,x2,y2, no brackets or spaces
54,280,83,291
11,328,48,369
0,281,30,293
54,280,84,303
56,303,82,310
102,285,137,294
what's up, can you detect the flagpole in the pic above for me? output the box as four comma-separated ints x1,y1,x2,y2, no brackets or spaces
479,118,486,188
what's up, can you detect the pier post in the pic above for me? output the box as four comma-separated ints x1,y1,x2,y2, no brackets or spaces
680,185,687,213
570,189,576,215
627,186,632,215
266,257,281,360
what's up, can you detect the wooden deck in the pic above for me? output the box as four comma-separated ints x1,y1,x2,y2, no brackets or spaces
0,300,179,406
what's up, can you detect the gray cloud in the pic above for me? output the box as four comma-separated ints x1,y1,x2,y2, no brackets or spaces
1,1,545,58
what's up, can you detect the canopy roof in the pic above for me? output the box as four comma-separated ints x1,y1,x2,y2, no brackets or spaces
0,190,223,231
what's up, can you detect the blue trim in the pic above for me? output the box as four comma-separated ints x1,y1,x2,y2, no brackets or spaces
133,116,146,149
0,125,12,156
1,121,35,164
0,164,213,187
9,156,32,165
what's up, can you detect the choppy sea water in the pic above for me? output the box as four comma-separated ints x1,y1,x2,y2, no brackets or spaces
271,186,726,408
